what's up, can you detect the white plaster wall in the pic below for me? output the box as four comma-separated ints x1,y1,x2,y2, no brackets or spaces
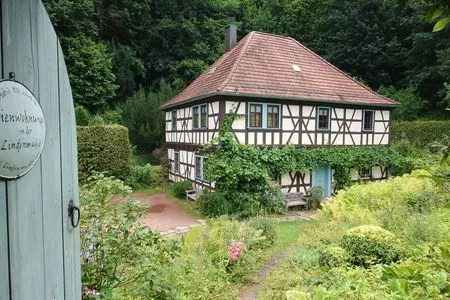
302,106,314,117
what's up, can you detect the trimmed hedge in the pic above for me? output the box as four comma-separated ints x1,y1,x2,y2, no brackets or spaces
340,225,401,267
391,120,450,146
77,125,132,181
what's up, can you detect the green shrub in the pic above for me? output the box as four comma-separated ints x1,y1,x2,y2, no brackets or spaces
168,181,192,198
80,173,179,298
77,125,132,181
74,105,91,126
125,164,166,189
319,246,349,268
247,217,277,247
196,190,231,217
322,171,445,228
391,120,450,147
308,186,324,209
341,225,401,267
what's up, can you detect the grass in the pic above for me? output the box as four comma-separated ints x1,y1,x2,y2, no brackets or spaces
170,194,204,219
272,221,304,250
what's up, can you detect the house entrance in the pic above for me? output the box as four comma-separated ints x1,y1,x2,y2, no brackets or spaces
312,165,332,197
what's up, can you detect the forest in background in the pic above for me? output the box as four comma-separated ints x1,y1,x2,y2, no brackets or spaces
42,0,450,153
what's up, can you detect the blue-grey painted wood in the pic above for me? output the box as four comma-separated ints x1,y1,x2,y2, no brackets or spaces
58,41,82,299
0,8,9,299
0,183,10,300
37,2,65,299
1,0,81,299
3,1,46,299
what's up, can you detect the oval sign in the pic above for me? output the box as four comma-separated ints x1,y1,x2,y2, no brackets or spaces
0,80,46,179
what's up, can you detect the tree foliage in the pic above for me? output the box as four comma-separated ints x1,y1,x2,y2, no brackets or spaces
122,82,177,153
43,0,450,143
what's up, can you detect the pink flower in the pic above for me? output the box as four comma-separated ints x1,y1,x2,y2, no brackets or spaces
228,240,244,263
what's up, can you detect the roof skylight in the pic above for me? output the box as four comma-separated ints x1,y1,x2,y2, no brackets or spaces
292,64,302,72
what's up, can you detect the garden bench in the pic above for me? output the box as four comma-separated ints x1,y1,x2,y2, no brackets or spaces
285,192,308,209
185,188,203,201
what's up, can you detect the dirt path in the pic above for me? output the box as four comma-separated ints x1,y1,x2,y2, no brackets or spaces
238,250,289,299
133,193,201,232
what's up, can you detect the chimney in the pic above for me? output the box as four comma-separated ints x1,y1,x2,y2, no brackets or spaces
224,24,237,51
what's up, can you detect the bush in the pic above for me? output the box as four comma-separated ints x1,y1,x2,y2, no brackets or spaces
75,105,91,125
319,246,349,268
125,164,166,189
340,225,401,267
80,173,179,298
247,217,277,247
322,171,445,228
391,120,450,147
378,85,423,121
77,125,132,181
196,190,231,217
168,181,192,198
308,186,324,209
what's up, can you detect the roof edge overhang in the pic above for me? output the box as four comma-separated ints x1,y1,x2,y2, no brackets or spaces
160,92,400,111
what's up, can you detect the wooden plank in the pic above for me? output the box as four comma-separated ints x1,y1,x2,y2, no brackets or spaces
3,1,46,299
58,42,82,300
37,2,65,299
0,5,9,299
0,182,10,300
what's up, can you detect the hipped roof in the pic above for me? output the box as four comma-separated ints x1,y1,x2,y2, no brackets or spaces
161,31,398,110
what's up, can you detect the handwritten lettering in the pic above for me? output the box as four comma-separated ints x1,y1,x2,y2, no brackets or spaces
0,80,46,178
1,138,42,153
0,109,45,124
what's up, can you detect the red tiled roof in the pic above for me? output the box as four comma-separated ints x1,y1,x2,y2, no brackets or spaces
161,31,398,109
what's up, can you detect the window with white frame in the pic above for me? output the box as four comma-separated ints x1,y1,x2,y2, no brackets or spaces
316,107,330,130
195,155,208,180
248,103,281,129
171,110,177,131
193,104,208,129
363,110,374,131
174,151,180,173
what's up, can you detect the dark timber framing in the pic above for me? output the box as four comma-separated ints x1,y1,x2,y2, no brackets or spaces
164,95,395,191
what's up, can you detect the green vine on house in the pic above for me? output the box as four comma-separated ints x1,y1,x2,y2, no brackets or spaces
200,113,415,217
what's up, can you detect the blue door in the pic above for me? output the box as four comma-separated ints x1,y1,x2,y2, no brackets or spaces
312,166,332,197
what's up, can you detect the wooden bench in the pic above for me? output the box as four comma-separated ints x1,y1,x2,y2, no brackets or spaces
185,189,203,201
285,192,308,209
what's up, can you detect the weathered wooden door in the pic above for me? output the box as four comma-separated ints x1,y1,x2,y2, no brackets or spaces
0,1,81,299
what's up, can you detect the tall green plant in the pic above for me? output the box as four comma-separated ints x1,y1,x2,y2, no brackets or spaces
123,81,177,153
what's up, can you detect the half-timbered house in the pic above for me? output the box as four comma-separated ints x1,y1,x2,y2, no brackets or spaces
160,26,399,196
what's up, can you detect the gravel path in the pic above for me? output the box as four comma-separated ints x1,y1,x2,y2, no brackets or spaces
133,193,204,232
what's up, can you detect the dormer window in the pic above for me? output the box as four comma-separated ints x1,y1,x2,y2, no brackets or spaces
248,103,281,129
193,104,208,129
363,110,374,131
316,107,330,130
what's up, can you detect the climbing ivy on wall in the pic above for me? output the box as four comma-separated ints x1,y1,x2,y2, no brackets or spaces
201,113,414,217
